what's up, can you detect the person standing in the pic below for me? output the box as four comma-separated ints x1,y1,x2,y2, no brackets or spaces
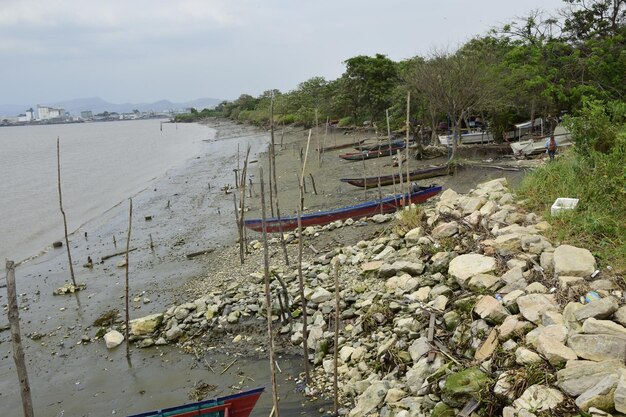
545,134,558,161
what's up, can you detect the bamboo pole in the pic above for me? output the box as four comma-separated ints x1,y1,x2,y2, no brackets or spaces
270,94,290,266
57,137,77,286
124,198,133,360
406,91,411,200
320,116,329,166
6,260,34,417
300,130,312,212
268,150,274,217
397,149,404,206
386,109,398,206
333,261,340,415
315,109,321,168
260,166,281,417
238,145,251,264
296,183,311,385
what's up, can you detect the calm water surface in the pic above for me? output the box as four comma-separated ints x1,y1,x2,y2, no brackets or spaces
0,120,210,266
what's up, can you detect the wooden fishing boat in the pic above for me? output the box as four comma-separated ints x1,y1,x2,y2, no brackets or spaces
510,126,572,156
317,139,366,152
340,165,449,189
244,185,442,233
127,387,264,417
356,140,405,151
339,144,405,161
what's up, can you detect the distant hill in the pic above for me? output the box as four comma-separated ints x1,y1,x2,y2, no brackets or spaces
0,97,223,117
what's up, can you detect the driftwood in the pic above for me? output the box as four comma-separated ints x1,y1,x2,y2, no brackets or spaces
6,261,34,417
185,249,215,259
101,247,137,262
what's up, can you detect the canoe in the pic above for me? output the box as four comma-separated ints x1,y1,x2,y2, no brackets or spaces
127,387,264,417
244,185,442,233
340,165,449,189
356,140,405,151
317,139,366,152
339,144,405,161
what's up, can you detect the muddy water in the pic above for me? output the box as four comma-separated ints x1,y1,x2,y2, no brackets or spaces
0,122,325,416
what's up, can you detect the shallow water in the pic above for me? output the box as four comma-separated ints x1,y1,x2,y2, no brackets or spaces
0,120,208,267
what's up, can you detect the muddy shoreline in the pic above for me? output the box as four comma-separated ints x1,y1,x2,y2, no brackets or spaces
0,118,531,417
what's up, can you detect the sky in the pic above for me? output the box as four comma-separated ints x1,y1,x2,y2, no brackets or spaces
0,0,568,105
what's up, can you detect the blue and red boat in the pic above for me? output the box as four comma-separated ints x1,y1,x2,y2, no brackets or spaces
244,185,442,233
127,387,264,417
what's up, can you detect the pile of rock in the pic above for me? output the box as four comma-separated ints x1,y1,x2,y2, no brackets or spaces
121,178,625,416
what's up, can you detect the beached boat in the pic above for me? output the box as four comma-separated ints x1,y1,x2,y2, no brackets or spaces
339,144,405,161
317,139,366,152
244,185,443,233
357,140,405,151
340,165,449,189
127,387,264,417
438,130,494,146
510,126,572,156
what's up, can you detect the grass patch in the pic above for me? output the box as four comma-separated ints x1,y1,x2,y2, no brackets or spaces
396,206,424,231
517,134,626,274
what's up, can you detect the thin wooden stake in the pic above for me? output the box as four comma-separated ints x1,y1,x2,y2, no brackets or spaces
57,137,77,286
397,149,404,206
377,166,383,215
125,198,133,360
149,233,154,250
268,150,274,217
315,108,321,168
320,116,329,166
300,130,312,211
297,183,311,385
269,94,289,266
386,109,398,207
333,261,340,416
238,145,251,264
260,166,281,417
405,91,411,199
309,173,318,195
6,260,34,417
113,235,117,249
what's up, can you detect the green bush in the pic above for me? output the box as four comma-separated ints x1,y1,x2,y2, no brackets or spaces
518,109,626,272
338,116,353,127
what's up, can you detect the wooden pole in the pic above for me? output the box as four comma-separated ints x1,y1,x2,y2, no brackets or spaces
57,137,77,287
386,109,398,207
238,145,251,264
270,94,290,265
315,109,321,168
268,150,274,217
397,149,404,206
333,261,340,416
300,130,312,211
260,166,281,417
124,198,133,360
6,260,34,417
377,166,383,215
297,183,311,385
308,173,318,195
405,91,411,200
321,116,329,166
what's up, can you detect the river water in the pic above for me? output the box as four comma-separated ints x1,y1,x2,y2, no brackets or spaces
0,120,208,268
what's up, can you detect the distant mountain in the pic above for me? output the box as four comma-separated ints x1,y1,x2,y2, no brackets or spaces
0,97,223,117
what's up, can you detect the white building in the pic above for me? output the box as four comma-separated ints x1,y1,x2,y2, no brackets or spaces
17,108,34,122
37,105,64,120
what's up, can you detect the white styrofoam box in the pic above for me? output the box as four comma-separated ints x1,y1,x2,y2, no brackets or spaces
551,198,579,216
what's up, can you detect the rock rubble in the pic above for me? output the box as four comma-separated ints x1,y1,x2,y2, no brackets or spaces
102,177,625,416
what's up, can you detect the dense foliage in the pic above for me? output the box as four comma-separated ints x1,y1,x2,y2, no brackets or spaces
176,0,625,140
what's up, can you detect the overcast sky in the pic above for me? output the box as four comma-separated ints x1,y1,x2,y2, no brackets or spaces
0,0,567,105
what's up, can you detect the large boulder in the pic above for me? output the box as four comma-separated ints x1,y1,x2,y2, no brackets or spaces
574,297,619,321
348,381,390,417
130,313,164,336
557,360,626,397
553,244,596,277
568,333,626,362
448,254,496,287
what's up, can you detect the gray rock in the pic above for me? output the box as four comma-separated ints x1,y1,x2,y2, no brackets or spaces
512,385,564,412
310,287,333,303
448,254,496,287
582,318,626,338
515,347,543,365
165,325,183,341
474,295,510,324
553,244,596,277
517,294,559,324
536,332,577,365
616,306,626,327
557,360,626,396
130,313,164,336
409,337,431,362
348,381,390,417
575,297,619,321
404,226,424,243
575,374,618,412
615,369,626,413
568,333,626,362
468,274,500,291
104,330,124,349
432,221,459,238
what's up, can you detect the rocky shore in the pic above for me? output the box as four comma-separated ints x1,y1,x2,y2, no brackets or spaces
114,174,625,416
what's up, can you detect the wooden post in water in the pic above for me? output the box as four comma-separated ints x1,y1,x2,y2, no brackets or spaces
259,167,281,417
333,260,340,416
124,199,133,360
297,182,311,385
57,137,77,286
5,260,35,417
270,94,290,265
